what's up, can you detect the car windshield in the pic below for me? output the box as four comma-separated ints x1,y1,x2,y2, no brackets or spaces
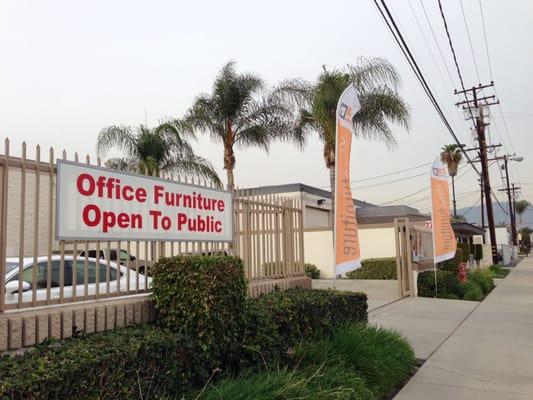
6,262,19,274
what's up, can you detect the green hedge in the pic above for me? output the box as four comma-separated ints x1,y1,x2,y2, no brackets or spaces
304,263,320,279
417,270,458,298
0,326,201,399
0,257,368,399
151,255,247,370
240,289,368,368
346,257,397,280
418,268,494,301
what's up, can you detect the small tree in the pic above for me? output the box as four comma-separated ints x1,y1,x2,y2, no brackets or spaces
276,58,410,216
184,62,293,191
97,121,221,186
515,199,530,227
440,144,463,217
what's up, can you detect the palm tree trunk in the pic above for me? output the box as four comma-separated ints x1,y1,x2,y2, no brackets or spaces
329,165,335,227
224,119,236,192
452,175,457,217
226,168,235,191
223,144,236,192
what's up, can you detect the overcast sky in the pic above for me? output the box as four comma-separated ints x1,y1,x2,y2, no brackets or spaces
1,0,532,216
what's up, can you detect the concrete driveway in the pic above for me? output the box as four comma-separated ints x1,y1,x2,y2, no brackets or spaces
312,279,400,311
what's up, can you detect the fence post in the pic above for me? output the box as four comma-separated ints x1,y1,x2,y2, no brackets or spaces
0,139,9,312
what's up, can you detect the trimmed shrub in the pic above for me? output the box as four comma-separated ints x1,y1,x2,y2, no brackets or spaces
239,289,368,367
304,263,320,279
468,269,494,295
0,325,202,399
151,255,247,369
0,252,372,400
346,257,397,280
462,281,483,301
417,270,458,298
437,247,463,272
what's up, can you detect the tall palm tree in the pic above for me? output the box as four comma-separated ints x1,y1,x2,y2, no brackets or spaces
97,121,222,187
515,199,530,227
276,58,410,216
183,61,293,190
440,144,463,217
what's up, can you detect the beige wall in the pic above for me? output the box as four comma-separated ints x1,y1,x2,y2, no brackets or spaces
304,225,397,279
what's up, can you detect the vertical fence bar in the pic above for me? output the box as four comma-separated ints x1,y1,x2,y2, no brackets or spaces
83,155,90,299
46,147,54,304
298,199,305,274
106,241,111,295
18,143,26,308
135,240,140,292
31,145,41,306
95,158,101,297
126,241,131,293
116,241,121,293
95,240,100,298
0,139,9,312
59,150,66,302
84,241,89,300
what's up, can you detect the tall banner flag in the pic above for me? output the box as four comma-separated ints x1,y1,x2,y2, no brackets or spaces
334,84,361,275
430,157,457,263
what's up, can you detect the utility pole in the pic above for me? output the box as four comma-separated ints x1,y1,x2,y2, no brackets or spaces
464,143,501,242
455,83,500,263
497,155,522,246
479,178,485,232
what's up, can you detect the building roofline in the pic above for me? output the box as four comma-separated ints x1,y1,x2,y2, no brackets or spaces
243,183,375,207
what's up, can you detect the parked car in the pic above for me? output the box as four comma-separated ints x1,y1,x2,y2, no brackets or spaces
4,256,151,305
79,248,148,274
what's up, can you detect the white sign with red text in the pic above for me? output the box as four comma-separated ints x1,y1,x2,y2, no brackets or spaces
56,160,233,242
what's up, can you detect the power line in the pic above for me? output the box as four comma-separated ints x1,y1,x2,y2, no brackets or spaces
462,197,482,216
477,0,518,161
407,0,452,94
437,0,469,94
418,0,456,89
316,161,431,189
373,0,480,176
478,0,494,81
352,172,427,191
459,0,481,83
377,186,428,206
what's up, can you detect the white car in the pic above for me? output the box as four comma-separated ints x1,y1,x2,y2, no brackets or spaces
4,256,151,305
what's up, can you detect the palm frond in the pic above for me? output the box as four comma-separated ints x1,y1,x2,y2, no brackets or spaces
163,155,222,188
96,126,138,158
348,57,400,92
272,79,314,109
352,87,409,149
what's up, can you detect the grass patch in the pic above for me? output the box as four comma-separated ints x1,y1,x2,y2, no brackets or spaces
489,264,510,279
190,324,415,400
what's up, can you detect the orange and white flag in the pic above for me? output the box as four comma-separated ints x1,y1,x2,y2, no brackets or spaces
334,84,361,275
430,157,457,263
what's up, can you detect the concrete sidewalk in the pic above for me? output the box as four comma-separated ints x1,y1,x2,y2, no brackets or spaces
370,297,478,359
395,257,533,399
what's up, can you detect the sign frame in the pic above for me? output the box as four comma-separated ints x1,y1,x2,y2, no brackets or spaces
55,159,234,242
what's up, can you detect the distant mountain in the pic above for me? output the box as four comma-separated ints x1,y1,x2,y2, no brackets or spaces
457,202,533,229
